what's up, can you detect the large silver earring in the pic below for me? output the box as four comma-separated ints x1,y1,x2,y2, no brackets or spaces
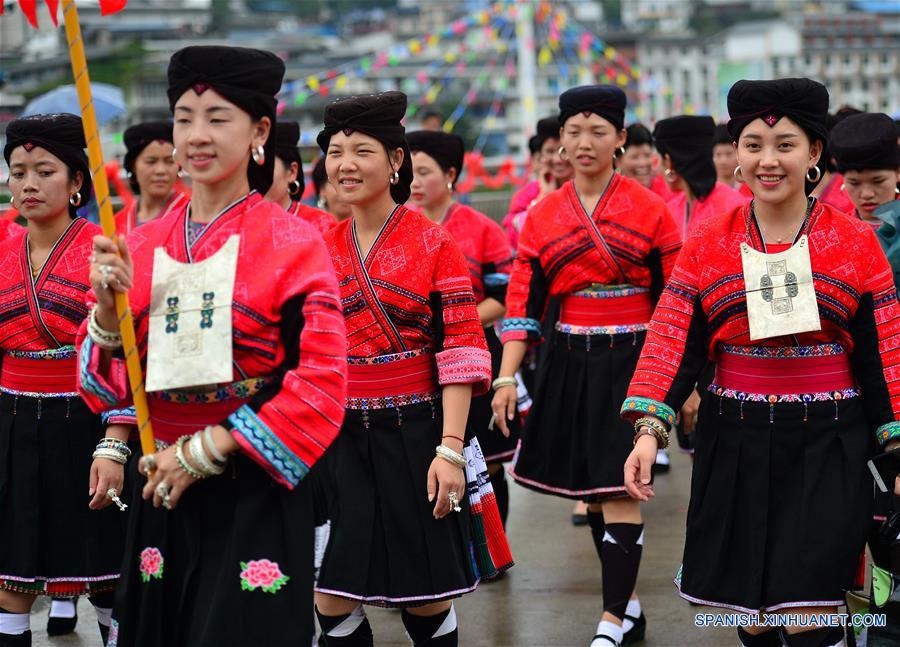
733,165,743,182
317,197,327,209
69,191,82,207
613,146,626,159
251,145,265,166
8,196,13,207
447,181,453,193
171,148,177,162
389,170,400,185
664,168,673,179
557,146,568,161
805,166,821,183
289,180,301,196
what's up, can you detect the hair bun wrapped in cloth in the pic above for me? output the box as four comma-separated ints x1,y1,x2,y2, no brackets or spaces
123,121,174,174
653,115,717,200
5,113,93,208
406,130,466,185
558,85,626,131
273,121,303,195
317,91,412,204
830,113,900,173
167,45,285,195
727,78,829,144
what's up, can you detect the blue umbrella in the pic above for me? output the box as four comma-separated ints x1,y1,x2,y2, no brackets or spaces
23,83,126,125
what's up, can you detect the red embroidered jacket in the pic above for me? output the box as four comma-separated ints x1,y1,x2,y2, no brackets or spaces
440,202,513,305
0,218,22,241
113,191,188,236
0,218,93,353
288,200,336,236
621,200,900,447
77,193,347,488
666,182,750,239
502,175,682,343
324,205,491,395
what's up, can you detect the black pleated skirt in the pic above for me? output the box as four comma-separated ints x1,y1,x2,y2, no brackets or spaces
470,327,520,463
108,453,314,647
676,390,873,612
510,329,645,500
315,401,478,607
0,393,123,596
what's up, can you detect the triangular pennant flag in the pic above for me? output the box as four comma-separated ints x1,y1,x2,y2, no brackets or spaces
98,0,128,15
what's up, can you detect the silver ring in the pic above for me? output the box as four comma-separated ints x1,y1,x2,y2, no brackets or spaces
155,482,170,498
162,493,172,510
448,491,461,513
488,413,497,430
90,254,97,263
141,454,156,473
99,264,112,276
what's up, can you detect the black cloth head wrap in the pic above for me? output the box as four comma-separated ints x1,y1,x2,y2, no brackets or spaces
123,121,173,176
830,113,900,173
535,116,561,150
653,115,717,200
5,113,92,216
527,134,541,155
558,85,626,131
316,91,412,204
624,122,652,149
727,78,829,144
713,123,732,145
407,130,465,186
167,45,285,195
274,121,304,196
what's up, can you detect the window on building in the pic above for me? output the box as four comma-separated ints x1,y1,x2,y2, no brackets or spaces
861,79,869,91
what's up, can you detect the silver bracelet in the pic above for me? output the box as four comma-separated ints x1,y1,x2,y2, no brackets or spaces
92,447,128,464
88,305,123,350
435,444,467,468
202,425,228,465
174,436,207,480
189,432,225,476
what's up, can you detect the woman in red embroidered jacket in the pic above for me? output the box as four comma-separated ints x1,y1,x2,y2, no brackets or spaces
492,85,681,647
114,121,187,236
265,121,336,235
0,113,127,647
77,46,347,647
622,78,900,647
407,129,518,528
313,92,491,647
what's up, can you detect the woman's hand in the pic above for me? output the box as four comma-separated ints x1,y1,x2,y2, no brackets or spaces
680,389,701,436
490,385,517,437
624,432,659,502
140,444,198,511
88,458,125,510
427,457,466,519
90,234,133,324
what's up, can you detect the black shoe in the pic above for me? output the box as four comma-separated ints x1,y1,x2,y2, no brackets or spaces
571,513,588,526
46,600,78,637
622,612,646,645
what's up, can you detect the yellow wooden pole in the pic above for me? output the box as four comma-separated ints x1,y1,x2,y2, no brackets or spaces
61,0,156,457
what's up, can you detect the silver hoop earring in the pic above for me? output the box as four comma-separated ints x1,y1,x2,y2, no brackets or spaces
446,181,454,193
733,165,743,182
390,170,400,185
805,166,821,183
127,171,134,179
289,180,301,196
251,145,265,166
613,146,626,159
171,148,177,162
664,168,673,179
317,197,327,209
895,187,899,195
8,196,13,207
557,146,568,161
69,191,82,207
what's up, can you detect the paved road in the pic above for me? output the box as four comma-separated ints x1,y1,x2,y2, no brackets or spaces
31,449,735,646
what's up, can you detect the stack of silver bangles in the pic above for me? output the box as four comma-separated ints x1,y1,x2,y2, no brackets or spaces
175,426,228,479
87,305,123,350
92,437,132,464
435,444,467,468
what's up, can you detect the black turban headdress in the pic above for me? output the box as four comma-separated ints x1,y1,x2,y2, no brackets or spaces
123,121,174,194
558,85,626,131
406,130,466,187
830,113,900,173
316,91,412,204
5,113,92,217
727,78,829,144
713,123,732,146
653,115,717,200
273,121,304,196
167,45,285,195
535,116,561,150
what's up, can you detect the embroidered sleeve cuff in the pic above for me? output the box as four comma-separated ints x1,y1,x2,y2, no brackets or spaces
78,336,128,409
500,317,542,344
436,347,492,396
228,404,311,489
101,407,137,426
876,421,900,446
620,396,677,428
